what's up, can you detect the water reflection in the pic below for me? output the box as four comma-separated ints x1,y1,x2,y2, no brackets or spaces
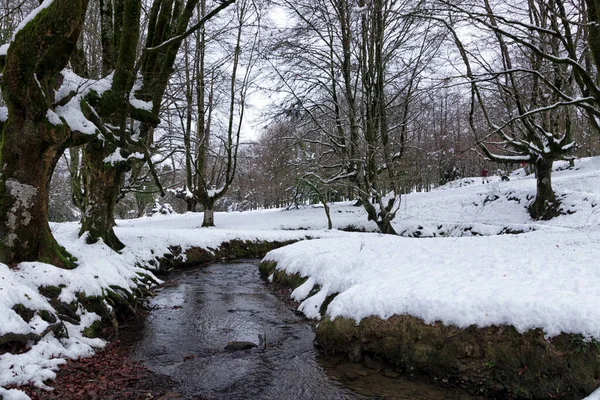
130,261,479,400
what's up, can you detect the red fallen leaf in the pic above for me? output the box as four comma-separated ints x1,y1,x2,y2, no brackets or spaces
183,354,195,361
173,305,182,309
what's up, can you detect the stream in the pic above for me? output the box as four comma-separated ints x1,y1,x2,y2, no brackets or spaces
128,260,478,400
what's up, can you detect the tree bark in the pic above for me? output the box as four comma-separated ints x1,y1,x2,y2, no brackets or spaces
202,206,215,227
0,0,88,266
80,0,141,249
529,160,558,220
586,0,600,74
79,140,125,250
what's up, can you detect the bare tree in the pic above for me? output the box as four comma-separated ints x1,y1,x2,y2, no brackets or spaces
267,0,442,233
172,0,261,227
438,0,594,219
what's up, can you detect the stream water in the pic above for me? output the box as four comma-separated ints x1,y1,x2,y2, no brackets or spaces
129,261,478,400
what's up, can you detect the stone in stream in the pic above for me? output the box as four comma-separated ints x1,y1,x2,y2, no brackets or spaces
224,341,258,351
224,334,266,351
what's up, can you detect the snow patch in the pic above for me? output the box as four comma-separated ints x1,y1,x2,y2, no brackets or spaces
0,107,8,122
46,109,61,126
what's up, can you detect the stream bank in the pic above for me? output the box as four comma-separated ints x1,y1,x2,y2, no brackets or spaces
259,261,600,400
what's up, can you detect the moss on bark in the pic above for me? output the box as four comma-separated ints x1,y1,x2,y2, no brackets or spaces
0,0,88,265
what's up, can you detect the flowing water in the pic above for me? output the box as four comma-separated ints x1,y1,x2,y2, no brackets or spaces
129,261,478,400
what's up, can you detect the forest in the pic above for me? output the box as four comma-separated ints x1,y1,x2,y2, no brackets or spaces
2,0,600,399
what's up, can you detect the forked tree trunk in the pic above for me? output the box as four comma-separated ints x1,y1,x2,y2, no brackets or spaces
361,193,398,235
529,160,558,220
79,140,125,250
0,0,88,266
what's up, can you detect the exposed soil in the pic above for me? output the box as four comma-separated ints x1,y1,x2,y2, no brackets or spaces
7,301,182,400
13,337,177,400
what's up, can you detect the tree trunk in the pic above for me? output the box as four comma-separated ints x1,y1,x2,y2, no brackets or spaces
0,0,88,266
185,197,197,212
529,160,558,220
323,201,333,230
79,140,125,250
0,119,76,266
361,194,398,235
202,205,215,227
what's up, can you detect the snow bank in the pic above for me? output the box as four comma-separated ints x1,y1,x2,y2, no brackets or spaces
0,226,159,396
264,230,600,338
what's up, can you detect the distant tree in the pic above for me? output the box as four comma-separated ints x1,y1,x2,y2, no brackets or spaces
267,0,442,233
173,0,261,227
439,0,594,219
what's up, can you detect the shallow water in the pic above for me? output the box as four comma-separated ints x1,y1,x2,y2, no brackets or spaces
129,261,478,400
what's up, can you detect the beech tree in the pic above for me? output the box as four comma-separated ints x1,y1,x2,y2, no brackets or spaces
79,0,234,247
0,0,89,266
268,0,442,233
172,0,260,227
0,0,234,265
438,0,596,219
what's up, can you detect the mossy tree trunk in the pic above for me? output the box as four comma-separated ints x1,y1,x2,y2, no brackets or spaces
79,139,126,250
0,0,88,266
80,0,141,249
80,0,233,248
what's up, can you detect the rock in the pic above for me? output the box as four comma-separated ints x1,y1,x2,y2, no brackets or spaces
224,341,258,351
363,353,385,371
382,369,400,378
343,371,359,380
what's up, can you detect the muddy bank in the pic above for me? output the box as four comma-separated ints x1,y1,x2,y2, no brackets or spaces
259,261,600,399
14,335,177,400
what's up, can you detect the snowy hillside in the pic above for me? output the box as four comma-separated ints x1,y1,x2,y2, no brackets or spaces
2,157,600,399
262,158,600,338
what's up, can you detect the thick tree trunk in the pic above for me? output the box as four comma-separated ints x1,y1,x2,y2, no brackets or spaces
529,160,558,220
0,0,88,266
79,140,125,251
202,206,215,227
0,118,75,266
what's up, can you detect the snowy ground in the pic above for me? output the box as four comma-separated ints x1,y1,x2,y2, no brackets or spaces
2,157,600,399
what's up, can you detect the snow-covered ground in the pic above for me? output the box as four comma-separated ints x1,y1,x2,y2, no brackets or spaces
2,157,600,399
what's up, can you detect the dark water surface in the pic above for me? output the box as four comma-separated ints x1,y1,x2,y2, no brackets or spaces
129,261,477,400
